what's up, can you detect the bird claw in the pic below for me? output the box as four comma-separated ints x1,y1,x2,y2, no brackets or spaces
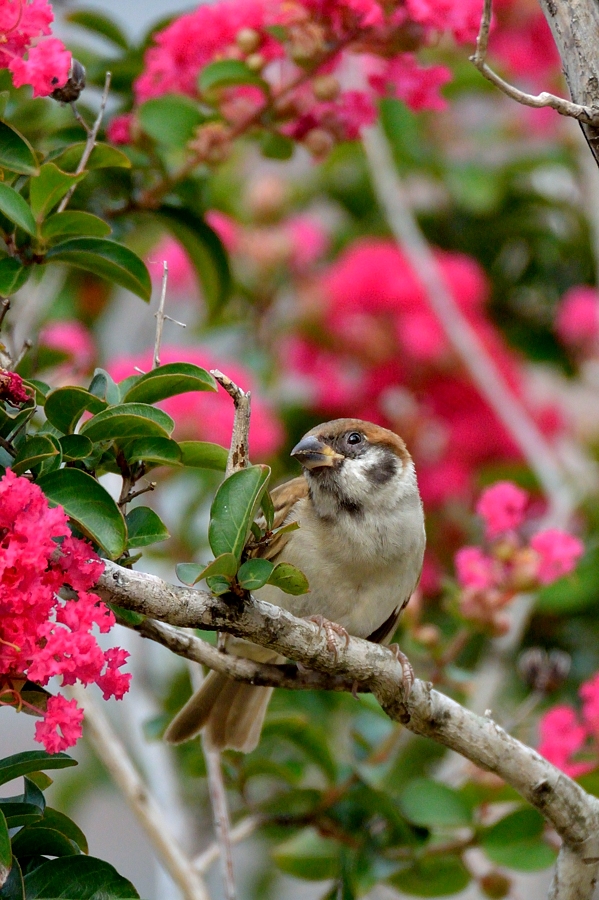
388,644,415,698
307,615,350,659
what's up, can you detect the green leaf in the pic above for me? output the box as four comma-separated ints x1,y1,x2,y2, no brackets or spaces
205,574,233,595
66,9,129,49
151,207,231,314
41,211,111,242
44,238,151,302
37,468,126,559
261,715,337,782
268,562,309,595
79,403,174,442
388,855,471,897
23,856,139,898
0,183,35,235
398,778,472,828
12,826,80,860
0,121,38,176
29,164,86,222
88,368,120,405
261,131,294,160
44,386,106,434
209,465,270,560
199,59,267,93
176,552,238,586
54,141,132,172
0,856,23,900
237,558,274,590
59,434,93,461
273,828,338,881
11,434,59,475
0,258,30,297
108,603,145,627
261,489,275,531
0,802,42,829
0,752,76,789
31,808,88,855
481,808,556,872
122,362,216,404
138,95,205,146
0,808,11,886
126,506,170,548
121,437,182,468
179,440,228,471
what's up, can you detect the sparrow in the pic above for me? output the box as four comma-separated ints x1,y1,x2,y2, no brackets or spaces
164,418,426,752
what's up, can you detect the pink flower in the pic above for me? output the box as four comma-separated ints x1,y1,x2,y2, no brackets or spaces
34,696,84,754
368,54,451,111
455,546,500,590
205,210,240,253
9,35,71,97
0,369,29,405
285,215,328,270
476,481,529,539
538,705,592,778
106,113,134,145
580,674,599,738
530,529,584,585
146,237,196,296
405,0,483,42
39,320,95,377
555,286,599,350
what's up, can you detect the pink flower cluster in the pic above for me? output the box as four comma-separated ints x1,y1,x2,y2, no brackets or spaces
539,673,599,778
39,320,96,383
0,368,29,405
0,469,130,753
281,238,562,508
112,0,481,159
0,0,71,98
555,286,599,355
108,346,284,459
454,482,584,634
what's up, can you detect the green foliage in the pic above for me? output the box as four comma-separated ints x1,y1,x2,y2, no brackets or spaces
208,465,271,559
0,121,38,175
45,238,152,301
480,808,556,872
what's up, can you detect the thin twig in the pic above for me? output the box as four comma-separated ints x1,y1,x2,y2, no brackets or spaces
362,124,574,526
70,684,211,900
13,339,31,368
0,298,9,330
194,817,261,875
122,481,157,506
153,261,168,369
57,71,112,213
210,370,251,473
0,435,16,458
470,0,599,125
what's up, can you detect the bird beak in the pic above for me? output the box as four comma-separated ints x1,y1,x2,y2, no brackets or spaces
291,435,344,469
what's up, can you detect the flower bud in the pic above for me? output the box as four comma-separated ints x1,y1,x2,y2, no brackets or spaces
413,624,440,647
236,28,261,55
189,122,231,166
290,22,326,62
304,128,334,159
480,872,511,899
246,53,266,73
247,175,287,222
312,74,341,102
51,59,86,103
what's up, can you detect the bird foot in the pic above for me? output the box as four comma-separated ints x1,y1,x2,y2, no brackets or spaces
388,644,415,698
307,615,350,659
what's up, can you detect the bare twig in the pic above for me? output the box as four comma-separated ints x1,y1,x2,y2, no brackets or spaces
57,71,112,213
194,817,261,875
470,0,599,126
153,262,168,369
121,481,157,506
0,435,16,458
70,684,211,900
362,124,574,526
13,339,31,368
210,370,251,472
0,299,9,330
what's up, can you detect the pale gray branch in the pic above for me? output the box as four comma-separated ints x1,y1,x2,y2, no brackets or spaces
210,370,251,472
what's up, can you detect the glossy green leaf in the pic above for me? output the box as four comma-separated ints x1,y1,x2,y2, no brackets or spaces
0,258,30,297
0,183,35,235
88,368,120,405
41,211,111,242
38,468,126,559
261,488,275,531
0,808,11,886
54,141,132,172
59,434,93,461
179,440,228,471
237,558,274,590
481,808,556,872
29,808,88,855
0,855,23,900
23,855,139,898
398,778,472,828
388,855,471,896
45,238,151,301
261,715,337,781
11,434,59,476
122,361,216,404
273,828,338,881
138,95,205,146
0,803,42,829
79,403,174,442
205,574,232,595
12,826,80,860
29,164,86,221
122,437,182,468
268,562,309,595
66,9,129,48
199,59,267,93
209,465,270,560
23,777,45,811
0,752,76,788
0,121,38,176
43,386,106,434
177,552,238,586
152,207,231,314
126,506,170,548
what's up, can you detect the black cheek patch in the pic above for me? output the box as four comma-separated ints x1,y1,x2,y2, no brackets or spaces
366,453,397,486
338,497,363,516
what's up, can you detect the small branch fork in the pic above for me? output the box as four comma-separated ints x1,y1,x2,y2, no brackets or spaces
470,0,599,126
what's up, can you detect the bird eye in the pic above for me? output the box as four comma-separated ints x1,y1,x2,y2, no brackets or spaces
346,432,363,445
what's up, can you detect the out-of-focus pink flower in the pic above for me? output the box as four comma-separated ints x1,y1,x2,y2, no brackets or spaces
580,674,599,738
405,0,483,42
106,113,134,145
455,546,500,590
490,4,560,83
0,369,29,405
205,210,240,253
530,528,584,584
109,346,284,458
0,1,70,97
538,706,592,778
9,36,71,98
34,696,84,754
368,54,451,111
286,215,328,270
40,320,95,377
476,481,529,539
147,237,196,296
555,286,599,350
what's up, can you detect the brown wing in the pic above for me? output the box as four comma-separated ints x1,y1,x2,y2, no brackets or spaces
249,477,308,563
366,566,424,645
